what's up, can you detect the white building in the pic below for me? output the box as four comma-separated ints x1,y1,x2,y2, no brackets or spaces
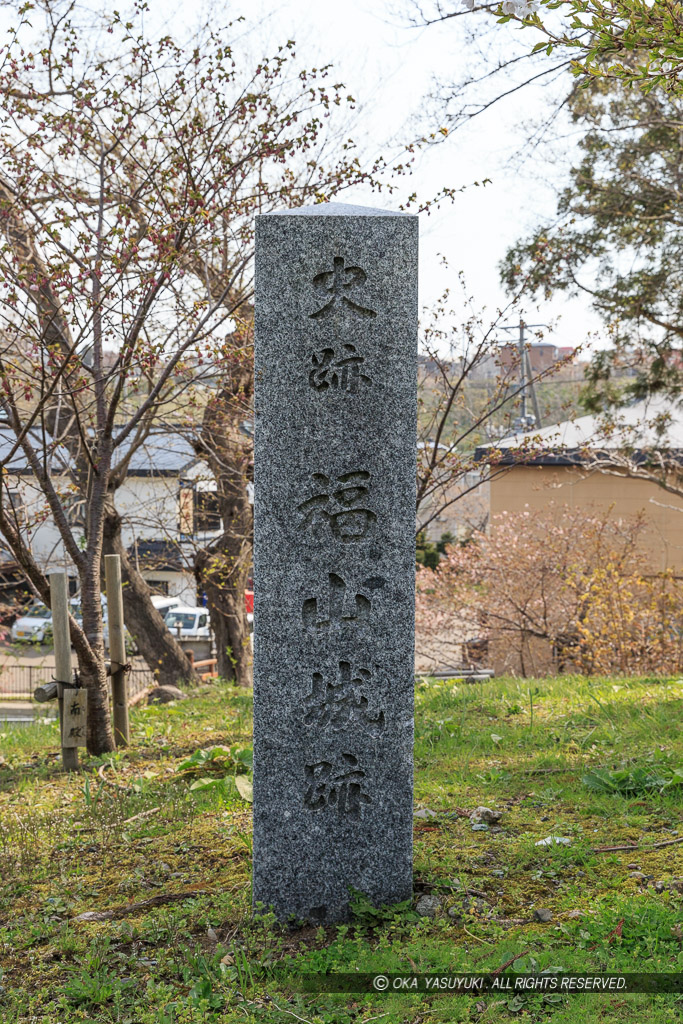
0,428,221,604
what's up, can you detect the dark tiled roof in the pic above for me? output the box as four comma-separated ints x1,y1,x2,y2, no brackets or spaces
128,539,184,571
117,431,198,476
0,427,70,473
474,396,683,466
0,424,199,476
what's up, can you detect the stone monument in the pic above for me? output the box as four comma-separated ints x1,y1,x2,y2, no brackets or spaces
253,202,418,923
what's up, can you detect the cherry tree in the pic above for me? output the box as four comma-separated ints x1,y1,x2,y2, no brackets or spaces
0,0,389,751
416,503,683,676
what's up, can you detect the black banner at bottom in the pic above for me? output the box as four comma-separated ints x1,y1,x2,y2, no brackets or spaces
296,973,683,995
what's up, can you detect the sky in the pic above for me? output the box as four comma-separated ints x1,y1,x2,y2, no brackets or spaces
0,0,604,357
237,0,605,357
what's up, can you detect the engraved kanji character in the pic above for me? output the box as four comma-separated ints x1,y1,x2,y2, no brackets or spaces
68,725,85,739
297,471,376,542
309,344,372,394
304,753,372,820
303,661,385,739
309,257,377,320
302,572,386,632
68,698,82,716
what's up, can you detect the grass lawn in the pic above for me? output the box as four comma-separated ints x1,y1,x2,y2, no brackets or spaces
0,674,681,1023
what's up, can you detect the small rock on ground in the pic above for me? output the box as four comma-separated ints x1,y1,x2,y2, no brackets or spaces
416,894,441,918
533,908,553,923
148,685,189,704
469,806,502,824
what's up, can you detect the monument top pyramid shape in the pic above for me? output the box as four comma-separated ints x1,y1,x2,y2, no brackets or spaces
265,200,412,217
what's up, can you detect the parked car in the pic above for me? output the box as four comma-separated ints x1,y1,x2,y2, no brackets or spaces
152,595,182,617
11,596,128,651
11,602,53,643
164,606,211,639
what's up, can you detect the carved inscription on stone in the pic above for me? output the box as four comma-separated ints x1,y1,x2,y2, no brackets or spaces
302,572,386,633
303,660,385,739
309,344,372,394
309,257,377,320
253,204,417,919
297,470,376,542
304,753,372,820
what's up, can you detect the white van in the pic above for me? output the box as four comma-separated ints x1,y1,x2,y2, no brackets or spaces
152,595,182,617
164,606,210,639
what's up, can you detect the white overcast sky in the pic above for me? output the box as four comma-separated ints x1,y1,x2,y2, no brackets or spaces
236,0,605,355
2,0,604,354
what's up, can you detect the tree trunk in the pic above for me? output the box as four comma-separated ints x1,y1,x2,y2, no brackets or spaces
195,543,252,684
70,568,116,755
73,633,116,755
193,351,254,687
103,505,197,687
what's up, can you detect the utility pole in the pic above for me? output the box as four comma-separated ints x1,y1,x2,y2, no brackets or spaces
498,319,548,431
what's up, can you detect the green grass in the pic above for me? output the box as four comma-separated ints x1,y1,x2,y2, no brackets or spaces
0,674,682,1022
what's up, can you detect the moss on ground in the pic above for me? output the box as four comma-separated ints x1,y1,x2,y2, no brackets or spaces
0,674,681,1022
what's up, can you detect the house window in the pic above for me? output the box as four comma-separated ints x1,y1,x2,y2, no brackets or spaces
146,579,169,596
178,487,194,535
7,490,25,526
178,485,221,535
194,490,221,533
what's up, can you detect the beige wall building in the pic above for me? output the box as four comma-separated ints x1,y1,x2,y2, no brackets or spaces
476,397,683,674
490,464,683,571
418,469,489,542
480,396,683,571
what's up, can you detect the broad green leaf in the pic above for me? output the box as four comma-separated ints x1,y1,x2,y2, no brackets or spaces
235,774,253,802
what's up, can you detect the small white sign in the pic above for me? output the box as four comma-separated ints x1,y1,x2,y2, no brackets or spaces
62,689,88,748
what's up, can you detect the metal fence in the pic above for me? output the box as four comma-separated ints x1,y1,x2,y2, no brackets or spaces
0,664,157,701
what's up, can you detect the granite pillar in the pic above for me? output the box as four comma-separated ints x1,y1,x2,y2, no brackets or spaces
253,202,418,923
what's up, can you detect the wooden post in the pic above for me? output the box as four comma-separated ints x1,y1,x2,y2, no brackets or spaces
105,554,129,747
50,571,79,772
